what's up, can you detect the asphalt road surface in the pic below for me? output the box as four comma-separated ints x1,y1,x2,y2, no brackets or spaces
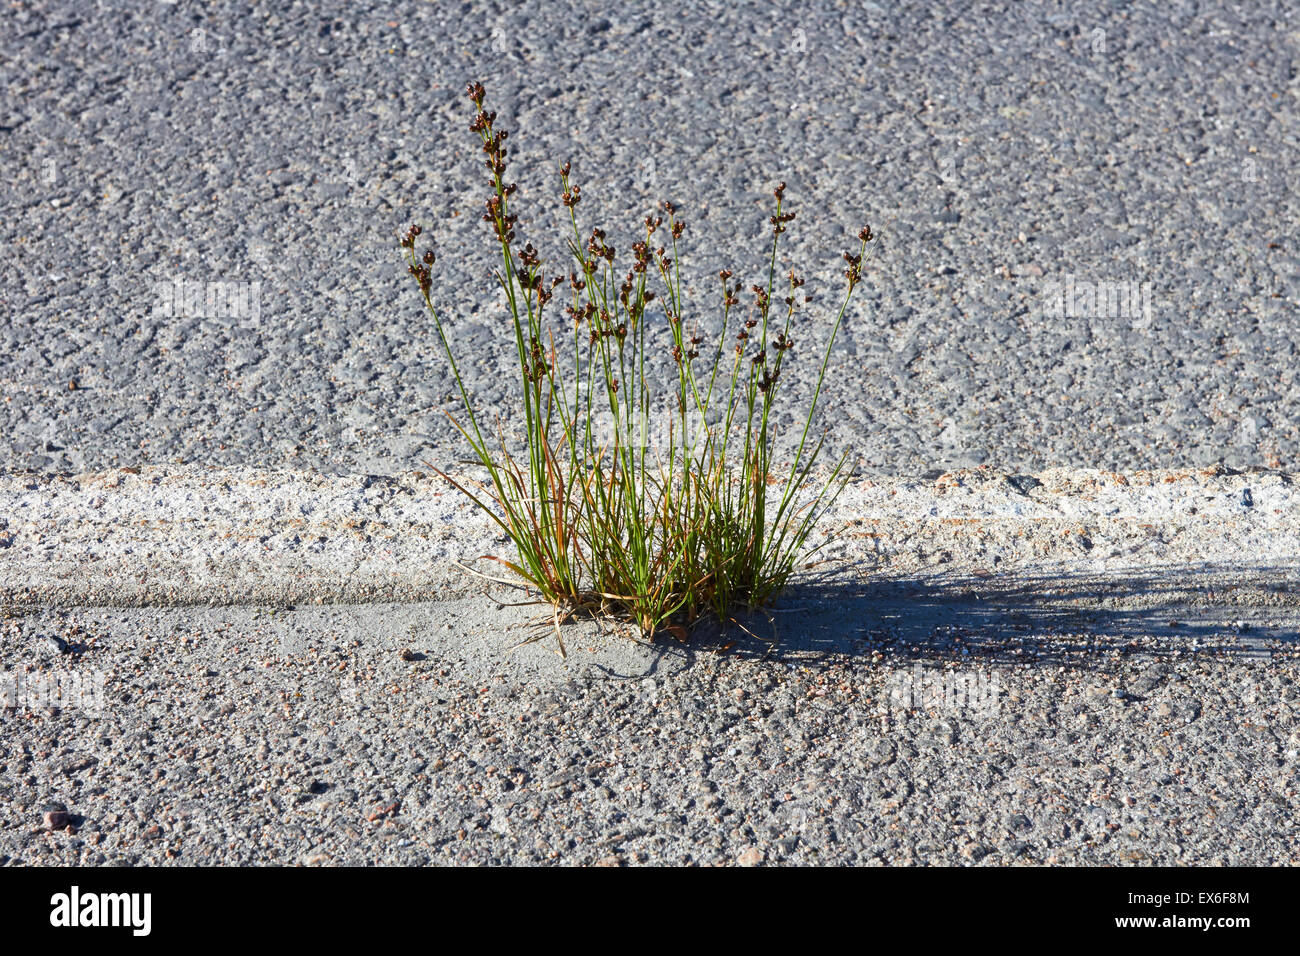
3,0,1297,477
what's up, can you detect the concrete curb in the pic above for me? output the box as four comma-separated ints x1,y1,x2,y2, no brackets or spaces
2,465,1298,608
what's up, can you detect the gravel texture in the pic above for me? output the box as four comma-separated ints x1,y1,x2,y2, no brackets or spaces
3,1,1299,475
2,596,1297,866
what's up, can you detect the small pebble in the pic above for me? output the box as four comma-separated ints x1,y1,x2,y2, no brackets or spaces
41,803,70,830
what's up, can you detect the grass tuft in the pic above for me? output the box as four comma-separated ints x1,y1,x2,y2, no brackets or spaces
401,81,874,644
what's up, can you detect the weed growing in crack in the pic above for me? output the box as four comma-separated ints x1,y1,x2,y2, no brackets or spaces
402,81,873,648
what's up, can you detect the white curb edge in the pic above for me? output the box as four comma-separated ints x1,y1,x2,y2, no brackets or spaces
2,465,1298,608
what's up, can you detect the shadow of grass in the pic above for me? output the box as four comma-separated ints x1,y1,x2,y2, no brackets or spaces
639,561,1300,673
